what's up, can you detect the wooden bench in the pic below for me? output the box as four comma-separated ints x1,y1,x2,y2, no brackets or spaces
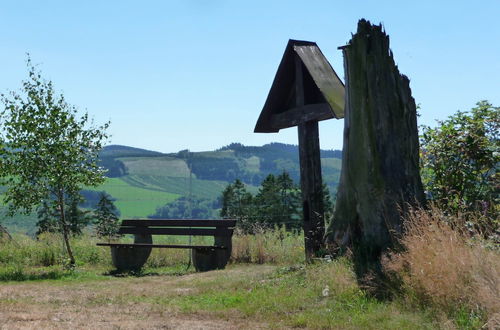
97,219,236,272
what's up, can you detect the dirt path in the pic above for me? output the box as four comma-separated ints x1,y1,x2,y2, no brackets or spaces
0,265,275,329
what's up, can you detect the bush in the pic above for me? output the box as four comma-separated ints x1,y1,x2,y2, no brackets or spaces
420,101,499,237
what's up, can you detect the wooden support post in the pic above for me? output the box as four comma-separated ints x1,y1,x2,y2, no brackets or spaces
295,54,325,261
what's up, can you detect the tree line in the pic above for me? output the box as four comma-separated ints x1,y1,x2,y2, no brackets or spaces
220,172,333,232
36,192,121,241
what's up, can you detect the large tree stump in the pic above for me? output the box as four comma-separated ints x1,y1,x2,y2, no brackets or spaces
326,20,425,278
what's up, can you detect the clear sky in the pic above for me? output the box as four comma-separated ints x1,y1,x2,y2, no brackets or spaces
0,1,498,153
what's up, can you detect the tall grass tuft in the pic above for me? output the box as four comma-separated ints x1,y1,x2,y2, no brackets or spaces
231,225,304,264
0,232,111,269
383,206,500,327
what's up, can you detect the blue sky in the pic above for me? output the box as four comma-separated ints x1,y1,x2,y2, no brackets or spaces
0,1,498,153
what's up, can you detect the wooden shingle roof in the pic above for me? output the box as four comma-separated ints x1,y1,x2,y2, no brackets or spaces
255,39,345,133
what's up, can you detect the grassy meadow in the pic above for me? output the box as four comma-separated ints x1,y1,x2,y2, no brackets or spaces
85,177,180,218
0,214,498,329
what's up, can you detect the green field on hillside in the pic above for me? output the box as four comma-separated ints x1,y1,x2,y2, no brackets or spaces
122,175,230,200
88,178,180,218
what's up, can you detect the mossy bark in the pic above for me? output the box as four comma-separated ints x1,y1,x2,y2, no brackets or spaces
326,20,425,278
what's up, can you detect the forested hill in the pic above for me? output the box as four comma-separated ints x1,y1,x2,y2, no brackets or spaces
99,142,342,189
1,143,342,234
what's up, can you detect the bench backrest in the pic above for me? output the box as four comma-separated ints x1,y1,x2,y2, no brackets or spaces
118,219,236,237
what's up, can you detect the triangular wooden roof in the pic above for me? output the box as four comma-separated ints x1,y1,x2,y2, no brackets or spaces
255,39,345,133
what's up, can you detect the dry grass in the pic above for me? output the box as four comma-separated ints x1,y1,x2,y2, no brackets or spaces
383,207,500,327
231,226,304,264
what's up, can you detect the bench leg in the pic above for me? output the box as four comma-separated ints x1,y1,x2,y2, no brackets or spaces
192,235,232,272
110,234,153,271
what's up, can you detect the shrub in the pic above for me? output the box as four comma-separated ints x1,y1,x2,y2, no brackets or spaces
420,101,499,237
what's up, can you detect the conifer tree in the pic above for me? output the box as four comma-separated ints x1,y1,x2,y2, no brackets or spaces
36,200,59,236
94,193,120,241
255,173,301,228
36,194,92,237
66,193,92,236
220,179,253,231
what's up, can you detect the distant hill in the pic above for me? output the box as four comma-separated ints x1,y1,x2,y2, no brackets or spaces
88,142,342,219
100,145,164,158
99,142,341,191
2,143,342,234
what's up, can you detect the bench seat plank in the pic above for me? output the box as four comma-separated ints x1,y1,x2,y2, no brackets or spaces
118,227,233,236
121,219,236,227
96,243,228,249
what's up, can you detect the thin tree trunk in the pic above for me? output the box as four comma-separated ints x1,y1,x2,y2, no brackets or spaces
326,20,425,279
0,224,13,241
58,189,75,266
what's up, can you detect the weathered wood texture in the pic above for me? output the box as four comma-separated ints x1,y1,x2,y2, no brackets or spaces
121,219,236,227
96,243,228,249
254,39,344,133
270,103,332,130
118,227,234,237
299,121,325,259
295,55,325,260
326,20,425,276
98,219,235,272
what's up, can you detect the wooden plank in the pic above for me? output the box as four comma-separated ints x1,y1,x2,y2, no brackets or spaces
96,243,228,249
269,103,333,130
118,227,234,237
294,44,345,119
295,54,304,106
121,219,236,227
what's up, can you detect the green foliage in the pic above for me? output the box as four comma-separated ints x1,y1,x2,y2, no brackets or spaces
149,196,218,219
220,179,254,230
66,193,93,235
220,173,334,232
322,182,334,217
0,56,110,264
254,172,301,228
420,100,499,234
36,200,60,236
94,192,121,240
36,193,92,237
98,156,128,178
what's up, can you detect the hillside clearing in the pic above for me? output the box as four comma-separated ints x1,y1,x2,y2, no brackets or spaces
86,178,180,218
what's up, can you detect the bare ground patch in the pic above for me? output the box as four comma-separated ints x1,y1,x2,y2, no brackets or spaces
0,265,275,329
